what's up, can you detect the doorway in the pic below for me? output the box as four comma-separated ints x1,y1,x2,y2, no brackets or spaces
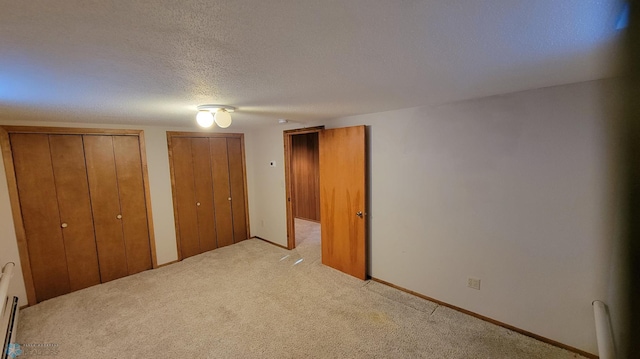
284,127,324,250
284,125,368,280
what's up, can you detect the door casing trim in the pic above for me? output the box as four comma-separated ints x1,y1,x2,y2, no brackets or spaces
283,126,324,249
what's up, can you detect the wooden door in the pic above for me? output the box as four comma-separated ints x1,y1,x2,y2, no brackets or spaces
84,135,152,279
319,126,367,280
227,137,248,243
170,137,201,258
168,132,249,258
10,134,71,302
113,136,152,274
84,135,129,282
191,138,218,252
171,136,218,257
10,134,103,301
49,135,101,291
210,138,234,247
1,126,157,305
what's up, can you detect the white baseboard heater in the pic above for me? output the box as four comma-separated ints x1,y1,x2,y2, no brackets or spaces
593,299,615,359
1,263,19,359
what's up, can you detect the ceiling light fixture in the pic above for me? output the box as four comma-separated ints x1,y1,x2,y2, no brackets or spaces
196,110,214,127
196,105,236,128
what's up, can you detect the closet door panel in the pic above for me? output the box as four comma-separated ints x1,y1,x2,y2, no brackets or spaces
209,138,234,247
113,136,152,274
191,138,217,252
49,135,101,291
227,137,248,242
171,137,200,259
84,135,129,282
10,134,71,302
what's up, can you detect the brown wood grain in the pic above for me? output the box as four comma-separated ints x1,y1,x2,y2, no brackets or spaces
239,135,251,239
137,131,158,268
283,127,324,250
165,133,183,260
227,137,248,242
165,132,243,138
166,132,250,255
10,134,71,302
83,135,129,282
319,126,367,280
113,136,152,275
282,126,325,135
1,126,155,303
1,126,141,135
191,137,218,251
170,137,201,259
0,128,38,304
283,131,295,249
291,133,320,221
210,138,234,247
49,135,101,291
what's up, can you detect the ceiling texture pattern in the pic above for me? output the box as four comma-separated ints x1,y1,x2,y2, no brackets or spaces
0,0,624,129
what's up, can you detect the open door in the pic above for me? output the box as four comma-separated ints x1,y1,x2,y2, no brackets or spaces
319,126,367,280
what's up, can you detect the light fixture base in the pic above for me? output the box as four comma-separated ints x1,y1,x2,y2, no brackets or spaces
197,104,236,113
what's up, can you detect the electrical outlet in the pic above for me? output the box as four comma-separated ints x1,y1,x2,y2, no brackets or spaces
468,278,481,290
261,220,265,227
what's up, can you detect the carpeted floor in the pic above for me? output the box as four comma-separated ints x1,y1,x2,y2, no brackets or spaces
16,219,586,358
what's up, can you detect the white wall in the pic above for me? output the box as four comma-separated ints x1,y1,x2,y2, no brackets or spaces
244,128,286,245
244,123,320,245
0,119,241,306
246,79,616,355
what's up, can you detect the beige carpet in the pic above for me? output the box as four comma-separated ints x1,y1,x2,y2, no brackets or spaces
16,219,586,358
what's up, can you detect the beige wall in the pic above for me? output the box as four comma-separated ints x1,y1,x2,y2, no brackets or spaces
245,79,617,355
244,123,321,246
0,120,241,306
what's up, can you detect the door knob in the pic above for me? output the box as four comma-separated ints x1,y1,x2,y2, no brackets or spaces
61,223,68,228
116,214,122,219
356,211,363,218
196,202,201,206
228,197,231,201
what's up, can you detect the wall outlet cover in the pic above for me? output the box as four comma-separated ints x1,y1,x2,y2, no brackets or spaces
468,278,481,290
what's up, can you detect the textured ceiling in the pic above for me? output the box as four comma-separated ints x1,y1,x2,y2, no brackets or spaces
0,0,625,129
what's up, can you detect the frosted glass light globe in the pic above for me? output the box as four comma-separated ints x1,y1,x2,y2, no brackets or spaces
196,111,214,127
214,110,232,128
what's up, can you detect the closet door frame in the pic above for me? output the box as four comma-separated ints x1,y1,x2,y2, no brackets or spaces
0,126,159,306
166,132,250,260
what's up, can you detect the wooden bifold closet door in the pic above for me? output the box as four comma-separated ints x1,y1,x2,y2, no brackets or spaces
2,128,155,304
167,132,249,260
10,134,100,301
